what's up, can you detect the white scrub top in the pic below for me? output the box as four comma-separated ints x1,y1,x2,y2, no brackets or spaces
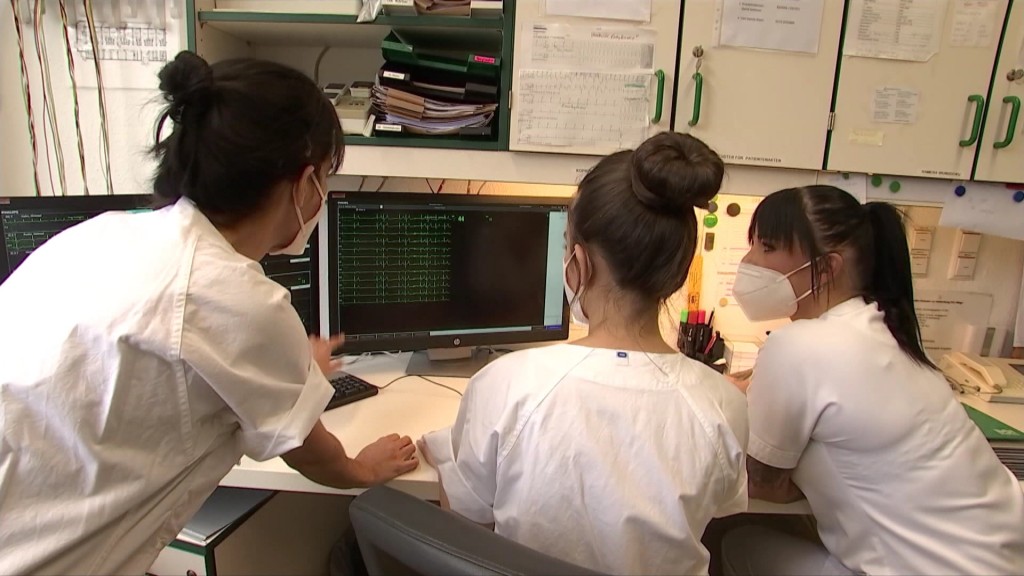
748,297,1024,575
0,198,333,575
423,344,748,576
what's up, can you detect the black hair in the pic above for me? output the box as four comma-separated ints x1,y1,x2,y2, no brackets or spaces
569,132,724,309
151,51,343,225
749,185,936,369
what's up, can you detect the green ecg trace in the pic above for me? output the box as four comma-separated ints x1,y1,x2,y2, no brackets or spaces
338,211,458,305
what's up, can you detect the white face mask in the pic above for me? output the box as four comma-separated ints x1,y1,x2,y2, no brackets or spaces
271,174,325,256
733,261,813,322
562,252,588,325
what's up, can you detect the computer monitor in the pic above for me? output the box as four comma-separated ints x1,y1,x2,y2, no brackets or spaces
0,195,320,335
328,192,570,377
0,195,152,284
260,241,320,335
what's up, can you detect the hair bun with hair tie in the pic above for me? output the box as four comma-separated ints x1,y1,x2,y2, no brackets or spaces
629,132,724,216
158,51,214,123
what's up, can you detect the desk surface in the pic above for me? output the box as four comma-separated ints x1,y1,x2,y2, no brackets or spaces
220,353,1024,513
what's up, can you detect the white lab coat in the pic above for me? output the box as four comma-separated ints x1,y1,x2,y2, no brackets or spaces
0,198,332,575
747,297,1024,575
424,344,748,576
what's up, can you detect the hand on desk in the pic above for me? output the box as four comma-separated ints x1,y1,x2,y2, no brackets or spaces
355,434,420,484
726,369,753,394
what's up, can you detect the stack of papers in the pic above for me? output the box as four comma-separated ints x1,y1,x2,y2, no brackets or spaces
372,85,495,135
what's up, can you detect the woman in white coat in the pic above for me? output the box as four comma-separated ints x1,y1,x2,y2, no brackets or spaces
723,185,1024,575
420,132,749,576
0,52,417,575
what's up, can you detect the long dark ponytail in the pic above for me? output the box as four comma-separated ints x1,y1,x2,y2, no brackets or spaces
862,202,935,369
750,185,936,369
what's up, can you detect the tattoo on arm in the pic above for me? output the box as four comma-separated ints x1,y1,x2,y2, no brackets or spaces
747,457,805,503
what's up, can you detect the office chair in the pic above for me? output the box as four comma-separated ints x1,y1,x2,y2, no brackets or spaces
350,486,605,576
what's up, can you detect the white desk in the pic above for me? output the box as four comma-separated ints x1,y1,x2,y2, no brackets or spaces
220,352,812,514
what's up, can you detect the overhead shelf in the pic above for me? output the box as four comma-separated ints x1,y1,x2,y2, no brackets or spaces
197,10,503,29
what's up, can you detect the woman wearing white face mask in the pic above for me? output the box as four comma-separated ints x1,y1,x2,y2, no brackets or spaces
722,186,1024,576
419,132,749,575
0,52,418,576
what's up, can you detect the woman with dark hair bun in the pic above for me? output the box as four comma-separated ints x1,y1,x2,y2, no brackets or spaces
0,51,417,575
420,132,748,576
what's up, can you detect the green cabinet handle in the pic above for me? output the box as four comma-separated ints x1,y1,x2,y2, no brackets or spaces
652,69,665,123
960,94,985,147
994,95,1020,149
688,72,703,127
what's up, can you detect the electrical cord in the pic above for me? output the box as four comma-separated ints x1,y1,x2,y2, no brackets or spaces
374,177,388,192
83,0,114,195
377,374,463,397
313,46,330,86
57,0,90,195
10,0,42,197
34,0,67,196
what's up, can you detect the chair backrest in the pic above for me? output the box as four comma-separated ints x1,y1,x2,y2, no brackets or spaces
349,486,605,576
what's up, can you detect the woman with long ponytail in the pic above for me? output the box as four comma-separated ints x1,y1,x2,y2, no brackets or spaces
720,185,1023,576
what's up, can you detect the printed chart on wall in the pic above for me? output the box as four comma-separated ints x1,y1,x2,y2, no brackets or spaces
72,0,180,90
716,0,826,54
844,0,948,62
515,22,656,154
914,289,992,356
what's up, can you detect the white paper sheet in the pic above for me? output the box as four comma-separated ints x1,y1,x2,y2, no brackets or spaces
718,0,825,54
915,289,993,355
1015,266,1024,347
816,171,868,203
544,0,651,23
949,0,1001,47
525,23,655,70
516,69,650,152
872,86,921,124
939,182,1024,242
844,0,948,62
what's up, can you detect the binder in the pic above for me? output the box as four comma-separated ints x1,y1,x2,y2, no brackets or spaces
377,62,498,104
381,30,500,79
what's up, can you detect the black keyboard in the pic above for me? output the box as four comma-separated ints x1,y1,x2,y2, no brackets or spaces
325,373,379,411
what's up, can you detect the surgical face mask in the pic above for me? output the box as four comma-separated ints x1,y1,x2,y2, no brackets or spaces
271,174,325,256
562,253,588,325
732,261,813,322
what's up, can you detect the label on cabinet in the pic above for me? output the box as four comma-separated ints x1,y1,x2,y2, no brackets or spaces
848,129,885,146
718,0,826,54
872,86,920,124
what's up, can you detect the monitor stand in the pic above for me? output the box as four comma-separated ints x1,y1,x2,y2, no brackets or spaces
406,347,493,378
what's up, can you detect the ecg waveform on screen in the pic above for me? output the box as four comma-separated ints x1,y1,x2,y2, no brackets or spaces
1,211,92,256
337,211,455,305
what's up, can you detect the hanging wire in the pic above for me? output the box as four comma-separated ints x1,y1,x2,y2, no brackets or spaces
10,0,43,196
34,0,68,196
82,0,114,195
57,0,90,195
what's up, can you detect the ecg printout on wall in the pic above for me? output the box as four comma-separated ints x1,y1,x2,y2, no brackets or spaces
525,23,655,70
515,69,651,152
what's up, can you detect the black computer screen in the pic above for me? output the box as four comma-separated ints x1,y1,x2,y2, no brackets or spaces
0,196,320,334
0,195,152,284
260,240,320,335
328,193,569,352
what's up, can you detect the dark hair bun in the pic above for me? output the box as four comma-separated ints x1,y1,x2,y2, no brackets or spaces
629,132,724,214
158,51,214,122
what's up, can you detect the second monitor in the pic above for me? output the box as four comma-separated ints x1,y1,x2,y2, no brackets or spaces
328,192,569,377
